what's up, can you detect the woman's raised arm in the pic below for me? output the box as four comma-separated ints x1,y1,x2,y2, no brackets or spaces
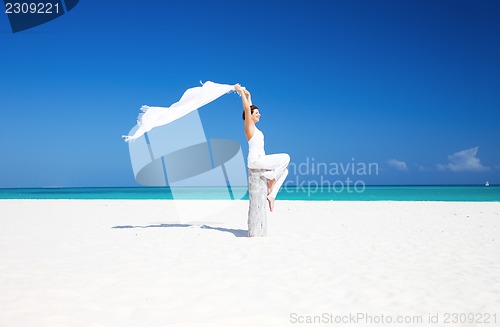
235,84,252,122
244,89,252,106
235,84,255,140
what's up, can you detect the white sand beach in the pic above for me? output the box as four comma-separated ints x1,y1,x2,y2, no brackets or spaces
0,200,499,326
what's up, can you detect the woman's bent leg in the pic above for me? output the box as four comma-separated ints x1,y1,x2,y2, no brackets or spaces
249,153,290,199
269,168,288,199
259,154,290,181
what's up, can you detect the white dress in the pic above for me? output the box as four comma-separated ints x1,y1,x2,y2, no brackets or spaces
247,126,290,198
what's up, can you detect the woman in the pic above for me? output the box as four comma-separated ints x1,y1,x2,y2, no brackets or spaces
235,84,290,212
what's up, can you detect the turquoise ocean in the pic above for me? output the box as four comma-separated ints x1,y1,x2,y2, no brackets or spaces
0,185,499,201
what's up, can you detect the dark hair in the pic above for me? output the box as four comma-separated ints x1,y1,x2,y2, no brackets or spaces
242,105,259,120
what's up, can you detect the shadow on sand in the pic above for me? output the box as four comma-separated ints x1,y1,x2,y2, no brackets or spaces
112,223,248,238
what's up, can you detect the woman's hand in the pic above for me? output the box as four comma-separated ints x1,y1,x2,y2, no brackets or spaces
244,89,250,97
234,84,242,92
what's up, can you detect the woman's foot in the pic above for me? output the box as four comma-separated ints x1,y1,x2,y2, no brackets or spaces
267,195,275,212
267,178,276,195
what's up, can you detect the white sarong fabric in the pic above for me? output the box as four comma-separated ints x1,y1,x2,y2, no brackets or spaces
123,81,235,142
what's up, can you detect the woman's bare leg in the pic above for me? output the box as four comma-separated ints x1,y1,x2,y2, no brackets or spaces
267,178,276,195
267,195,275,212
269,168,289,199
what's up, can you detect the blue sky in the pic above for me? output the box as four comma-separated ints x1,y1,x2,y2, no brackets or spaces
0,0,499,187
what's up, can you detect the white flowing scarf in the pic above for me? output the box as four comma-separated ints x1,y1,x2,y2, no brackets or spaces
123,81,236,142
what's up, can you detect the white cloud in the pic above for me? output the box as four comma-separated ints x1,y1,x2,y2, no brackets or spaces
436,146,490,172
388,159,408,171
